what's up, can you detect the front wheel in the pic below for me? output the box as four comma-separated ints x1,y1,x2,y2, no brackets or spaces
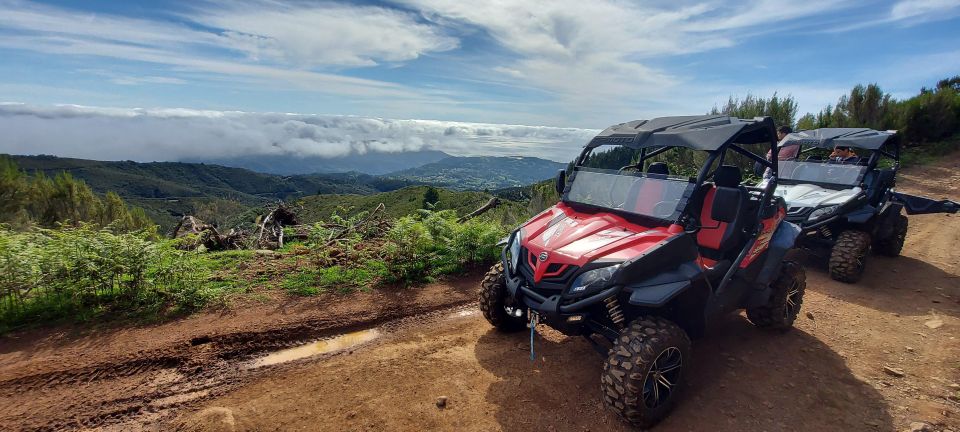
829,230,871,283
601,317,691,429
747,260,806,330
478,263,527,332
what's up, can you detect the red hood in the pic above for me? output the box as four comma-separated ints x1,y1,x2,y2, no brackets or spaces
519,203,680,281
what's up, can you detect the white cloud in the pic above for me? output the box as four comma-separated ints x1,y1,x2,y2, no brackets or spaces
826,0,960,31
395,0,859,119
0,103,599,163
0,0,456,100
195,1,459,68
890,0,960,22
78,69,187,86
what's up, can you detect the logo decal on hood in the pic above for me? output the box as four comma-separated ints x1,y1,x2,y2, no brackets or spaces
539,252,549,262
541,219,568,246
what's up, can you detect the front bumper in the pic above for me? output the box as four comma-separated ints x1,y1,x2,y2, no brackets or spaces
502,255,618,336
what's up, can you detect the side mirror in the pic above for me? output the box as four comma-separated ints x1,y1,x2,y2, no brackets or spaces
555,169,566,196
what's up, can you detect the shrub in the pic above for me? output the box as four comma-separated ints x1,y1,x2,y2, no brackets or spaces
0,225,210,331
0,157,155,232
381,210,505,284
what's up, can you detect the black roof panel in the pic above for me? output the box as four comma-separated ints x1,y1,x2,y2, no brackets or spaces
781,128,895,150
588,115,774,151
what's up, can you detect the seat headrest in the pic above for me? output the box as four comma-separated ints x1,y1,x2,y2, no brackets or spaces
714,165,742,188
647,162,669,176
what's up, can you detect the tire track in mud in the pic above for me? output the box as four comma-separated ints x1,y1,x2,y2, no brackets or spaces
0,356,184,395
1,300,478,432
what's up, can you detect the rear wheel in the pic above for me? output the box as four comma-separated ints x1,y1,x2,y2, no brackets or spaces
478,263,527,332
829,230,871,283
601,317,691,429
874,214,908,257
747,260,806,330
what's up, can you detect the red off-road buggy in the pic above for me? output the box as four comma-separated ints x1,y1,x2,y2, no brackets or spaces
480,115,806,428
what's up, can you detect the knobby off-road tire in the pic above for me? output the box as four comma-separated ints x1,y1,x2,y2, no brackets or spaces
478,262,527,332
601,316,691,429
747,260,806,330
829,230,871,283
874,214,908,257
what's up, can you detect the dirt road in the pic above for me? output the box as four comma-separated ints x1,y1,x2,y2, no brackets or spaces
2,155,959,432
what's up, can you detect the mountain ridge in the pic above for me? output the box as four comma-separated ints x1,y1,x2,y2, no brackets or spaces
6,154,563,228
191,149,451,175
385,155,564,190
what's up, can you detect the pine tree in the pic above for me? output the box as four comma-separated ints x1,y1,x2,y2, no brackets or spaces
0,157,155,232
422,187,440,209
0,156,27,220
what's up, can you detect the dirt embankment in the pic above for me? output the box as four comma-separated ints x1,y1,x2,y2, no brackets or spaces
2,153,959,432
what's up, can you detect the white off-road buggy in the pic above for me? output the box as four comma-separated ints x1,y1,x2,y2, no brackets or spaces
763,128,958,283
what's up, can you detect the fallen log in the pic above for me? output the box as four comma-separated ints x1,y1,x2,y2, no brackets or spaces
170,215,205,239
256,203,301,249
171,215,247,250
458,197,500,223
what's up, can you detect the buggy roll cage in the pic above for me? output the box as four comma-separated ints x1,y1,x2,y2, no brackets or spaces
777,127,958,215
564,115,782,227
782,128,901,173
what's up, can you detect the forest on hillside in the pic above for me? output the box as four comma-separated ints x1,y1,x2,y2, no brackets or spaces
0,157,154,232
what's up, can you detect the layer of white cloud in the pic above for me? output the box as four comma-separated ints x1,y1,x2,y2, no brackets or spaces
0,103,599,162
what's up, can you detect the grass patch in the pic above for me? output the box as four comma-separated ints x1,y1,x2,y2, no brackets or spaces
192,249,254,272
281,261,389,296
900,135,960,167
281,270,323,296
191,249,256,298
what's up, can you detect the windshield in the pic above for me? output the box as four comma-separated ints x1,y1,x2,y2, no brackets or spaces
565,167,695,221
779,160,866,186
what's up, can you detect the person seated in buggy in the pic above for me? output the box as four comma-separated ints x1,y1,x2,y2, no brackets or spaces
828,145,861,164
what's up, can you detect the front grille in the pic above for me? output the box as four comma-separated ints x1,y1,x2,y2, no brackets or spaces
786,206,811,223
787,206,811,217
516,247,579,297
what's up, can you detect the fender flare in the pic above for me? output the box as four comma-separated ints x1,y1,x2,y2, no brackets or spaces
628,281,691,307
754,222,801,286
626,261,701,307
844,205,877,224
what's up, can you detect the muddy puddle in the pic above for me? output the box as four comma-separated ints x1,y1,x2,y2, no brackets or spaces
448,309,479,319
248,329,381,368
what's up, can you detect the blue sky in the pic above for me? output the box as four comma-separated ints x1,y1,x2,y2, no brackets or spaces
0,0,958,161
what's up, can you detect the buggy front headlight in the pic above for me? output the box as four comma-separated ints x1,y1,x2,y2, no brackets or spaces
509,231,522,271
570,265,621,295
808,205,838,222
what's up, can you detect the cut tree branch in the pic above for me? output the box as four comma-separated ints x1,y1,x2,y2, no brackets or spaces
458,197,500,223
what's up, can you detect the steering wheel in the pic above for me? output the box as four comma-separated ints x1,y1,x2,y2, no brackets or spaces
652,200,679,219
792,163,821,180
607,166,640,209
